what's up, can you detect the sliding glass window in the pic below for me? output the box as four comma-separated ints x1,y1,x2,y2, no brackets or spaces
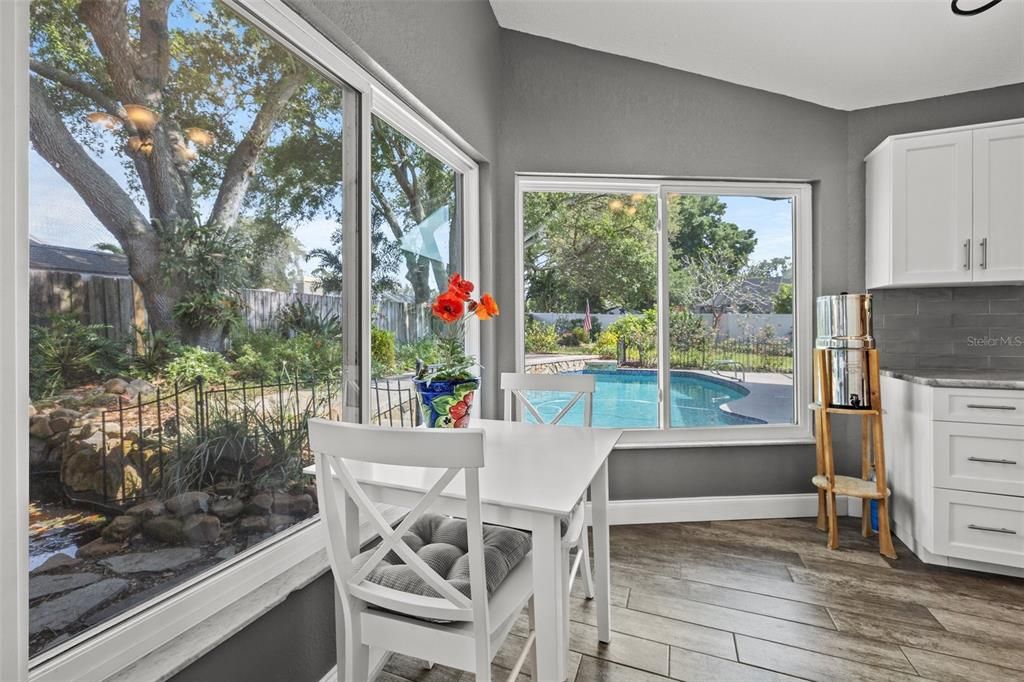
517,177,811,446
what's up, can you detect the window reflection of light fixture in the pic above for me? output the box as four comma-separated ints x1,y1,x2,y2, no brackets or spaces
624,205,637,216
185,127,215,147
85,112,122,130
609,198,624,212
630,193,646,203
127,136,153,156
122,104,160,132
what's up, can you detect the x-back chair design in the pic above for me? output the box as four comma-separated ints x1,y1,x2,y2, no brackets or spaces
310,419,536,682
501,372,597,600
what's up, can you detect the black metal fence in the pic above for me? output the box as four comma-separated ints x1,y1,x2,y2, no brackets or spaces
617,337,794,374
94,376,421,508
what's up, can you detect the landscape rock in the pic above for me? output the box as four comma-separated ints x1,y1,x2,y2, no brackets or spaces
29,437,51,467
126,499,166,518
165,491,211,517
100,548,201,574
143,516,185,544
29,572,101,600
29,416,53,439
243,492,273,515
31,553,82,575
238,515,269,534
103,378,130,395
272,493,314,517
267,514,296,532
182,514,221,545
211,497,244,520
28,404,37,417
128,378,156,397
77,538,123,559
50,408,82,421
48,416,75,433
102,515,141,542
215,546,236,561
29,579,129,635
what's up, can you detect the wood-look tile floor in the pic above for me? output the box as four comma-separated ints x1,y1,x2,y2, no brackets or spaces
379,517,1024,682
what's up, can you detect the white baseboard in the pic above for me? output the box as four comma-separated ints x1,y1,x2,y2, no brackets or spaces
587,493,850,526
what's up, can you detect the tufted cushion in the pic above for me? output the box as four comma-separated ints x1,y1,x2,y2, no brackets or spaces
355,513,531,600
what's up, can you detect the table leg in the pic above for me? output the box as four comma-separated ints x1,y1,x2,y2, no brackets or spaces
591,460,612,643
531,512,567,681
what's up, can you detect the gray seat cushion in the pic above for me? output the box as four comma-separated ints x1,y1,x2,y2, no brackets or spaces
356,513,531,599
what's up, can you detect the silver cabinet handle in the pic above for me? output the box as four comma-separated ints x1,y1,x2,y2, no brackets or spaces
963,239,971,270
968,524,1017,535
968,456,1018,465
966,403,1017,411
979,237,988,269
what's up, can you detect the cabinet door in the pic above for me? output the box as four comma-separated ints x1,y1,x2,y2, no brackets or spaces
891,131,974,285
973,123,1024,282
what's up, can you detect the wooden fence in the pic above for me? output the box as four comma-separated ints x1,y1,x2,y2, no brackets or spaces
30,271,433,344
29,270,145,340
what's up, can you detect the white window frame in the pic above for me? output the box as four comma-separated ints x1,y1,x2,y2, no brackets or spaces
0,1,481,679
514,174,813,449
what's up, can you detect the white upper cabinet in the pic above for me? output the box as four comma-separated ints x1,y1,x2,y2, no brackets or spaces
973,122,1024,283
866,118,1024,289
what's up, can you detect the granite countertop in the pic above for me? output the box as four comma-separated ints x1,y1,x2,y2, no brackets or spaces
880,368,1024,390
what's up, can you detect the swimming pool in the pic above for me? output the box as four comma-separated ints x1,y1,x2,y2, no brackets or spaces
523,369,764,429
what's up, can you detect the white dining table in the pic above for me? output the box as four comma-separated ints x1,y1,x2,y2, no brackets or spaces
303,418,621,682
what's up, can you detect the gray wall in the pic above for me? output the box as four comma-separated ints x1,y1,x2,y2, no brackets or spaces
873,285,1024,370
496,30,851,499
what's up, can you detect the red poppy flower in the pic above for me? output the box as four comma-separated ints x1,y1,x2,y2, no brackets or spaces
447,273,475,301
432,290,465,323
475,293,500,320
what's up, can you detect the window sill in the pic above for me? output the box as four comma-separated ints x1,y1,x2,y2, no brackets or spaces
613,423,815,450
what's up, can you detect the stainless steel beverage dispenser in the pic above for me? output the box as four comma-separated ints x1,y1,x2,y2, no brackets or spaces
815,293,874,409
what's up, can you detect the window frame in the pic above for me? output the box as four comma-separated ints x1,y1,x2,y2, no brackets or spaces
514,174,813,448
0,1,481,679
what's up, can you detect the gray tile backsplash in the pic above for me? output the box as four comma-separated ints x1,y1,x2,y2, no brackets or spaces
870,286,1024,371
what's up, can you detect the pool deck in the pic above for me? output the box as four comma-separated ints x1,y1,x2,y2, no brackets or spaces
703,370,794,424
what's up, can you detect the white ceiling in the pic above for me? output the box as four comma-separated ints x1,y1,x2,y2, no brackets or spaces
488,0,1024,110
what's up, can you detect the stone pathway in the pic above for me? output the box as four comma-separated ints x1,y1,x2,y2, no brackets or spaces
29,572,100,600
100,548,202,575
29,579,129,635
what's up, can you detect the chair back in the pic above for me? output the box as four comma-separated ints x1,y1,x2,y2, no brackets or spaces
309,418,490,627
500,372,595,426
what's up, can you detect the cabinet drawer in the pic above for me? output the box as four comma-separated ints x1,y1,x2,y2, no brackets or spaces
934,489,1024,567
935,422,1024,496
933,387,1024,426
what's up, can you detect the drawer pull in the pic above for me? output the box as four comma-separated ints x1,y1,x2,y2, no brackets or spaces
968,524,1017,535
965,404,1018,411
967,456,1019,465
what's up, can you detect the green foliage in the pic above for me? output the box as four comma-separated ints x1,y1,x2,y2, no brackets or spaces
396,337,441,373
595,330,619,359
602,311,658,367
772,283,793,314
558,331,581,347
230,330,342,383
524,317,558,354
523,192,658,312
668,195,756,275
128,326,183,379
158,219,249,334
370,327,396,377
29,315,125,398
165,346,232,386
275,300,342,338
668,311,711,351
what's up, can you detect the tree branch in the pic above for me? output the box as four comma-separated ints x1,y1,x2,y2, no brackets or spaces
208,69,305,228
29,77,150,244
138,0,171,92
78,0,143,104
29,60,123,116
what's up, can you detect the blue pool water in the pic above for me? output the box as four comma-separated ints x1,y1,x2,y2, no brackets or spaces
524,369,762,429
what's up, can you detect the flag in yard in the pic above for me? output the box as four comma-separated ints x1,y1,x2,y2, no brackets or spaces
583,299,593,334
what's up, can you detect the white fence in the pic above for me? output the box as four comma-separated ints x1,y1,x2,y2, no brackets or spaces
528,312,793,340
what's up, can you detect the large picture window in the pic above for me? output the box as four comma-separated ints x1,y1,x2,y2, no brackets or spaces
516,177,812,446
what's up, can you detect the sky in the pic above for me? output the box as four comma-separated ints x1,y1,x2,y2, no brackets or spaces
720,195,794,264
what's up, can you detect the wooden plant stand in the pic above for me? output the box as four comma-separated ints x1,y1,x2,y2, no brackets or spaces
812,348,896,559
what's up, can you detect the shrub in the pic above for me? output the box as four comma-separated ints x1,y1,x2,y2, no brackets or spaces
595,331,619,358
571,326,590,345
396,337,440,373
29,315,126,398
165,346,232,386
558,331,581,347
669,311,711,351
128,326,182,379
371,327,396,376
606,310,657,366
554,317,584,334
525,317,558,353
275,300,342,338
230,330,343,382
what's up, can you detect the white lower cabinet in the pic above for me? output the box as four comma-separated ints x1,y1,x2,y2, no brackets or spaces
883,376,1024,575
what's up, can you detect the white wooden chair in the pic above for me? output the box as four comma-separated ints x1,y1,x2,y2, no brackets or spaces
310,419,536,682
500,372,597,601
